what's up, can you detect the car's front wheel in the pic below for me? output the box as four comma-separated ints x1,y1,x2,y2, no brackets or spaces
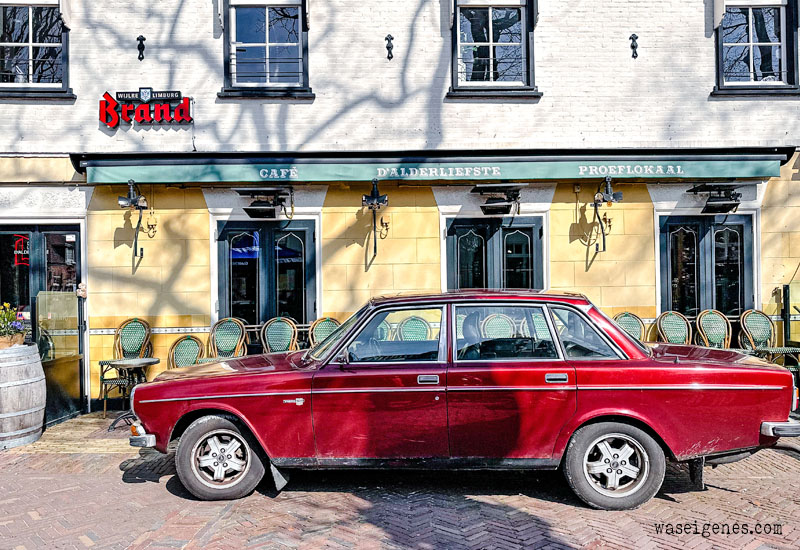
563,422,666,510
175,414,265,500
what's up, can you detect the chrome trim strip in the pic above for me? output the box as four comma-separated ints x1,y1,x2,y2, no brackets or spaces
313,387,444,394
579,384,786,391
448,386,573,391
139,390,310,403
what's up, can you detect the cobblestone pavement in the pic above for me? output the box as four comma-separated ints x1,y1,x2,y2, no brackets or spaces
1,414,799,550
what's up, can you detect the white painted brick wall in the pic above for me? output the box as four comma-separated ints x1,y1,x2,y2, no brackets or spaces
0,0,797,154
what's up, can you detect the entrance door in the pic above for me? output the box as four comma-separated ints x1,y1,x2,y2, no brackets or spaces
217,221,316,326
0,226,84,424
659,215,754,320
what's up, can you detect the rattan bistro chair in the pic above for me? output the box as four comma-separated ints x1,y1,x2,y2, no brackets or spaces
308,317,341,346
397,316,431,341
168,335,205,369
261,317,299,352
613,312,646,341
100,318,152,418
739,309,800,370
695,309,731,349
481,313,516,339
656,311,692,345
207,317,248,359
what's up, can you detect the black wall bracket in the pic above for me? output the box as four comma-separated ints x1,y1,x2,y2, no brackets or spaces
137,35,146,61
630,34,638,59
385,34,394,60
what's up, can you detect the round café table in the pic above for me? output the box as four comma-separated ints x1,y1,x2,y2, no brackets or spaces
107,357,160,432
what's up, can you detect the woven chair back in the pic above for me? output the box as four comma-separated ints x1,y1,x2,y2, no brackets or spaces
209,317,247,358
261,317,299,352
656,311,692,345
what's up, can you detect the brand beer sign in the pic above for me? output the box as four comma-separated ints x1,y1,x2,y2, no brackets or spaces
99,87,192,128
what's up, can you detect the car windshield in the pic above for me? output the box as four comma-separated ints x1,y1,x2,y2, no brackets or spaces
307,306,366,361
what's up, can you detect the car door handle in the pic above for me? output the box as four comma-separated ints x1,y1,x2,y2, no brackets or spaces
545,373,569,384
417,375,440,385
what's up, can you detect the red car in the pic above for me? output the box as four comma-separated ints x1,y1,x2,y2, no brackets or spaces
130,291,800,510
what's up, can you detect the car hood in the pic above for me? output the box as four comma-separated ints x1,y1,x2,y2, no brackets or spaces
153,351,311,382
648,343,787,371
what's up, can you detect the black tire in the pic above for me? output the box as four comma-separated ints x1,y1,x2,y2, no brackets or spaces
563,422,665,510
175,414,266,501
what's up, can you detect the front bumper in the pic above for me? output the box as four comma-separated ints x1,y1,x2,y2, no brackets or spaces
761,418,800,437
129,421,156,448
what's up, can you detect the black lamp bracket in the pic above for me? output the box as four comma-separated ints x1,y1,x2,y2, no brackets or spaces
363,179,389,257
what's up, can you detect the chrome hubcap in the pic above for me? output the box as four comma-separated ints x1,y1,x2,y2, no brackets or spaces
583,433,649,498
191,429,250,489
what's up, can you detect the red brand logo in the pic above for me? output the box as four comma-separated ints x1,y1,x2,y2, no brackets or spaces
99,89,193,129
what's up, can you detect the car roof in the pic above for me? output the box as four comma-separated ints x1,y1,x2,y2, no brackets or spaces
367,289,591,308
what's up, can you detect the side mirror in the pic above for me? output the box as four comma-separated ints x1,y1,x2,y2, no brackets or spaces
334,349,350,366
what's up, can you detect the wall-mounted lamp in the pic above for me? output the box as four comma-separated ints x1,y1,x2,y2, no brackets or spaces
592,177,623,253
118,180,149,258
234,187,295,219
363,179,389,257
688,184,742,214
470,183,523,216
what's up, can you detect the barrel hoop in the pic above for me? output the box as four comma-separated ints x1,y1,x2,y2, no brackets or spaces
0,375,45,389
0,405,45,419
0,424,41,438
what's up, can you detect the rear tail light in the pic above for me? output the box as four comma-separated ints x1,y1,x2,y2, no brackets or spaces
793,381,798,412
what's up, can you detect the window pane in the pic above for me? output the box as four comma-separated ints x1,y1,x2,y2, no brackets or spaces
0,234,30,321
0,6,28,43
347,308,442,363
550,308,616,359
32,46,62,83
459,45,490,81
722,45,750,81
460,8,489,43
268,7,299,43
722,8,749,43
32,7,61,44
714,226,743,317
754,45,782,81
0,46,28,83
234,45,266,83
229,231,260,325
276,232,305,322
45,234,77,292
456,306,557,360
494,45,524,82
235,7,266,43
457,230,486,288
503,229,532,288
269,45,300,83
752,7,780,44
669,226,699,317
492,8,521,43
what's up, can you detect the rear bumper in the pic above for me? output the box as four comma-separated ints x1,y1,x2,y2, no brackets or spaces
761,419,800,437
129,421,156,448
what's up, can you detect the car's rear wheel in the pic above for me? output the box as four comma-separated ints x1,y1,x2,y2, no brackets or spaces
175,414,265,500
563,422,665,510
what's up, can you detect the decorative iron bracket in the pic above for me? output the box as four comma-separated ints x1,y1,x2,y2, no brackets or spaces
629,34,638,59
137,35,146,61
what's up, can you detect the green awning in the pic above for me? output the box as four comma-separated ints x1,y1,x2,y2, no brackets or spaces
82,155,784,184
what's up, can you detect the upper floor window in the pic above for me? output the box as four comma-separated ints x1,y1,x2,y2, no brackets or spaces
0,1,68,93
715,0,799,94
221,0,313,98
450,0,540,97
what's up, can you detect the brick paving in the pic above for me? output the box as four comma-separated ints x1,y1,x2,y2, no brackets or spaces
0,414,799,550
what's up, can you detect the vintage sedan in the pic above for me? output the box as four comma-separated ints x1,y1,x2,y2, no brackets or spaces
129,291,800,510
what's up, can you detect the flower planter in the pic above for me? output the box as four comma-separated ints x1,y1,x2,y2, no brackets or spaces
0,334,25,350
0,345,46,450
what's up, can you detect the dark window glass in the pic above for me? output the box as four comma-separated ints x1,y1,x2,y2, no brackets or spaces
44,233,77,292
268,7,299,43
234,45,266,83
32,46,62,83
0,6,28,43
458,6,525,84
669,226,699,318
550,308,617,359
455,305,556,360
268,45,300,83
503,229,532,289
347,308,442,363
714,226,744,317
229,231,260,325
0,46,28,83
492,8,521,42
721,6,785,83
32,7,60,43
0,233,30,315
235,7,266,43
458,230,486,289
722,8,749,43
276,232,305,322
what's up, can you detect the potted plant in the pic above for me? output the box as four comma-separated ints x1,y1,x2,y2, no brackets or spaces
0,303,26,349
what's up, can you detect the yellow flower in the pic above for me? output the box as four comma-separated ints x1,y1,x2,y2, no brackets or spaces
2,303,9,309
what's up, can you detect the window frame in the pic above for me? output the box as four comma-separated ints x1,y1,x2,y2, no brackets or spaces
714,0,800,95
339,304,448,365
451,302,564,364
220,0,314,99
0,0,72,98
448,0,541,98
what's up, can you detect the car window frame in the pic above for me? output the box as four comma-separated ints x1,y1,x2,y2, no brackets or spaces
545,304,629,361
332,304,448,366
451,301,566,364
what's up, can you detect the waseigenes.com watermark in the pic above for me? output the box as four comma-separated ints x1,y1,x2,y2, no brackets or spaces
654,521,783,538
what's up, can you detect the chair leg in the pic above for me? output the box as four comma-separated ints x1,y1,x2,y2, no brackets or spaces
102,384,108,419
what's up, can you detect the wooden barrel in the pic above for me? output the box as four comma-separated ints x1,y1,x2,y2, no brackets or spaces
0,345,46,450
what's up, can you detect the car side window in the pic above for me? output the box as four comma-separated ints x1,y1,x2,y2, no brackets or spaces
455,305,558,361
346,308,443,363
550,307,618,359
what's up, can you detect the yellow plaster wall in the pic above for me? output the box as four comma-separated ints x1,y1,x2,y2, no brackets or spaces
321,184,441,319
87,185,211,397
0,156,81,183
548,183,657,331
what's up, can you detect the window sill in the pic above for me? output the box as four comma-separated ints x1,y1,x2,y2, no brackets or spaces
446,87,542,100
217,87,315,100
0,89,75,100
711,85,800,97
